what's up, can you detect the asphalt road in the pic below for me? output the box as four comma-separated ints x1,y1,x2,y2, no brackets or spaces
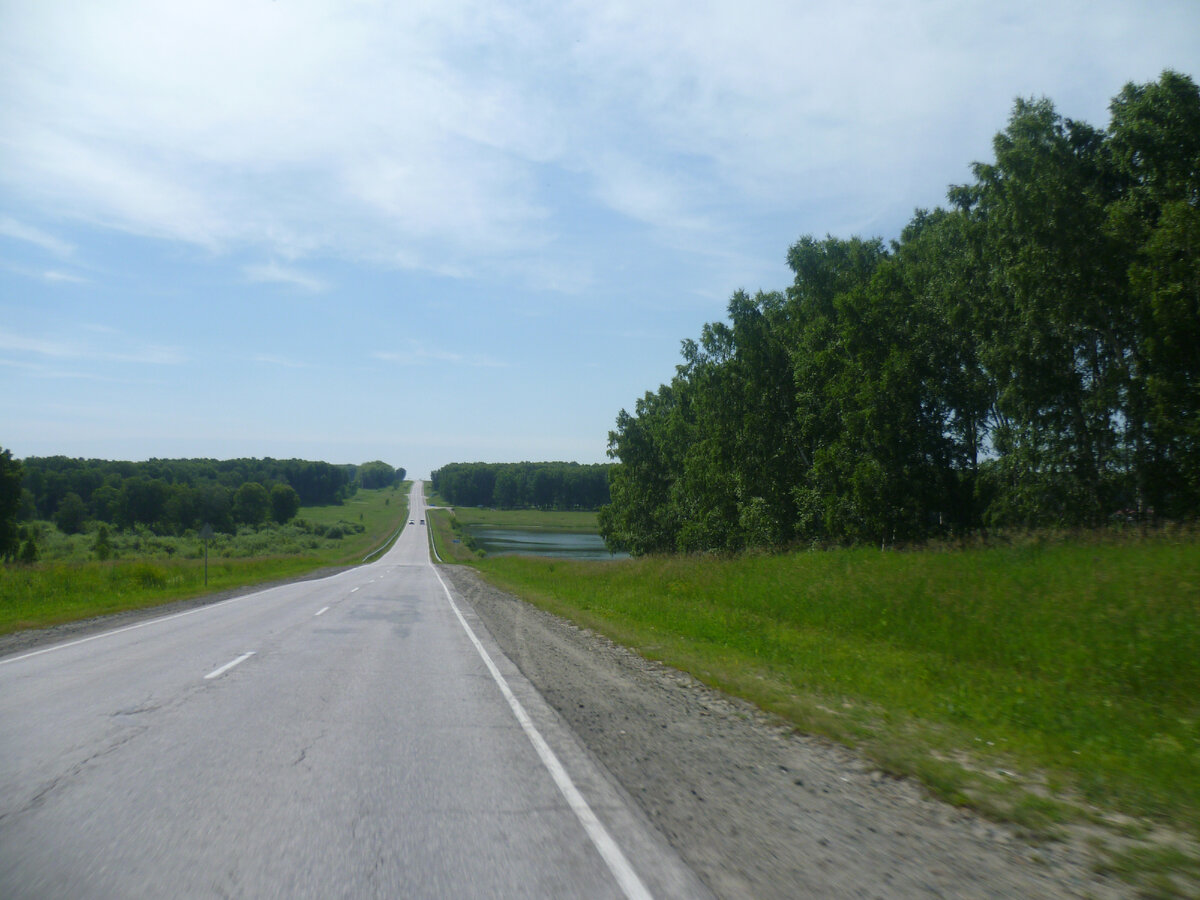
0,483,707,899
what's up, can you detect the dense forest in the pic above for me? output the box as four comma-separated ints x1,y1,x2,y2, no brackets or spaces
0,454,406,553
431,462,612,510
600,71,1200,555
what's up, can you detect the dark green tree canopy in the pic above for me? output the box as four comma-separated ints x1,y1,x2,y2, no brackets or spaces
14,455,374,536
601,71,1200,554
358,461,402,489
0,448,23,561
270,483,301,524
232,482,271,527
431,462,612,510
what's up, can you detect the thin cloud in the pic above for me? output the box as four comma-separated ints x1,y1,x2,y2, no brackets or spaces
243,262,327,293
252,354,309,369
43,270,89,284
0,326,185,365
373,343,508,369
0,356,142,382
0,215,74,256
3,0,1196,282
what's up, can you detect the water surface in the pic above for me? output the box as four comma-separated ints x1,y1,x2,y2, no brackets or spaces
466,527,627,560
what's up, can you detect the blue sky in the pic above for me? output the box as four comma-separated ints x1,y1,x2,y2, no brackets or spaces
2,1,1198,480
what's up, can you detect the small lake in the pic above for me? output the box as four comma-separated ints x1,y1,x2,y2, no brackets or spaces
465,527,628,560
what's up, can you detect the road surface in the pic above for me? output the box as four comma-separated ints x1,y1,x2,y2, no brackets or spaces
0,483,707,899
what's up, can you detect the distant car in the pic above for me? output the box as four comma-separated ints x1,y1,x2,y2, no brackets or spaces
419,519,425,525
409,520,414,524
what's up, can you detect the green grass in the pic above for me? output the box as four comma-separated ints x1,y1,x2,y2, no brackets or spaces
0,556,328,634
447,506,600,532
296,484,411,563
1,486,410,634
427,508,482,563
471,534,1200,844
424,484,601,558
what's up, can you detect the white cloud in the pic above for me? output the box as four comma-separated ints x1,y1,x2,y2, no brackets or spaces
0,0,558,270
252,354,309,369
373,342,508,369
243,262,327,293
0,326,185,365
43,270,89,284
0,0,1196,280
0,216,74,256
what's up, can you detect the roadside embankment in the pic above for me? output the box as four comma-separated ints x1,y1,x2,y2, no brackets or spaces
444,564,1143,899
461,533,1200,897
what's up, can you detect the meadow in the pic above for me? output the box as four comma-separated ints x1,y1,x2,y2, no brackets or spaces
0,486,409,634
473,531,1200,864
444,506,600,532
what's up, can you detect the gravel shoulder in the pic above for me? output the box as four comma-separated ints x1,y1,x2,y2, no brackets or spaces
442,564,1133,899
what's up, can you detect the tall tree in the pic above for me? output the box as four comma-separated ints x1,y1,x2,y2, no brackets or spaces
0,448,22,561
270,483,301,524
55,492,88,535
959,97,1126,526
1107,70,1200,517
232,482,271,526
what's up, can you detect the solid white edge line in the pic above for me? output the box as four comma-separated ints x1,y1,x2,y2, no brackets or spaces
204,651,255,680
430,564,654,900
315,606,330,617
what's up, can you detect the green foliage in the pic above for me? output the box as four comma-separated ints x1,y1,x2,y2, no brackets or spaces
17,456,362,537
431,461,612,510
92,525,112,561
269,482,300,524
54,492,88,535
232,482,270,526
0,448,22,561
357,460,401,489
602,71,1200,554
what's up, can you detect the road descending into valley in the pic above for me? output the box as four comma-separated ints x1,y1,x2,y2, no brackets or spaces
0,483,708,899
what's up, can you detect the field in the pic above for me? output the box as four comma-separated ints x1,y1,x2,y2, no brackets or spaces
472,531,1200,891
445,506,600,532
0,486,409,634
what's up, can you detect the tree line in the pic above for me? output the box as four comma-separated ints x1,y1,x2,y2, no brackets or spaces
431,462,612,509
1,454,407,553
600,71,1200,555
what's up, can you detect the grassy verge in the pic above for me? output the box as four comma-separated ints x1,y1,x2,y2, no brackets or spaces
1,486,410,634
0,556,326,634
472,534,1200,895
427,508,481,563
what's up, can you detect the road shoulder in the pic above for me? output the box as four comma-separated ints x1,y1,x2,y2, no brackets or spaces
443,564,1129,899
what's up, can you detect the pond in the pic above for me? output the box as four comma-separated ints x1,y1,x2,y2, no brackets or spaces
464,527,628,560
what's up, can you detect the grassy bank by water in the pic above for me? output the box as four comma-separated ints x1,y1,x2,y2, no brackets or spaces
0,486,409,634
425,484,602,562
447,506,599,532
473,532,1200,888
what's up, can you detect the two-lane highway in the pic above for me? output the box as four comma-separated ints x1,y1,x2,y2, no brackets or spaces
0,483,707,898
